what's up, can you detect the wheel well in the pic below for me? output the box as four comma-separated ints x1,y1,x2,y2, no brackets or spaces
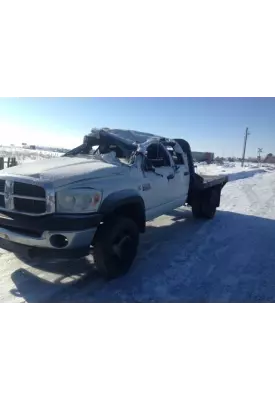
104,203,146,233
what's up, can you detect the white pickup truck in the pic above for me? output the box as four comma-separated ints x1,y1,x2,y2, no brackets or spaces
0,128,228,279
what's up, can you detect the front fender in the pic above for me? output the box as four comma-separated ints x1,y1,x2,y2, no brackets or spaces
99,189,145,215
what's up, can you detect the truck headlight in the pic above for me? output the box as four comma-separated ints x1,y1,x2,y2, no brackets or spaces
56,189,102,213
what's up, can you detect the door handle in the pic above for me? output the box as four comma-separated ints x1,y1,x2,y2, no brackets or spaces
184,172,190,176
167,173,175,180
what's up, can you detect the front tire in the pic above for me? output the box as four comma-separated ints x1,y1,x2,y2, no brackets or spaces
93,216,139,280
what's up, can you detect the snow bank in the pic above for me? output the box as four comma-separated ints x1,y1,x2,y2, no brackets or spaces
0,145,63,166
196,161,275,182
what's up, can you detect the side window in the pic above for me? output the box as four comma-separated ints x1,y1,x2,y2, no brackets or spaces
146,143,171,168
165,146,185,165
174,152,185,165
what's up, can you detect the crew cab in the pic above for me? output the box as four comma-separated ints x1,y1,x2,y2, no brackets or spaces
0,128,228,279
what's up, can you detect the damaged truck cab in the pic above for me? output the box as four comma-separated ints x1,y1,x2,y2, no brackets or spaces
0,128,228,279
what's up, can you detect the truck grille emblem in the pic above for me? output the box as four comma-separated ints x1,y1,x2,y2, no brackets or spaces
4,180,14,210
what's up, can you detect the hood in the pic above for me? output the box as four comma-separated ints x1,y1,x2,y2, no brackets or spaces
0,156,125,187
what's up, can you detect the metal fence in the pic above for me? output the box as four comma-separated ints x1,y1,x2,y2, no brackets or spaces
0,157,18,170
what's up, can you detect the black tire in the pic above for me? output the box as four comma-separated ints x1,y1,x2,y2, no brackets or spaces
192,199,203,218
201,201,216,219
93,216,139,280
192,190,217,220
203,188,218,219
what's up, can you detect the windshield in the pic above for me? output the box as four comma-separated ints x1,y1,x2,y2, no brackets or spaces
63,141,135,165
64,130,138,160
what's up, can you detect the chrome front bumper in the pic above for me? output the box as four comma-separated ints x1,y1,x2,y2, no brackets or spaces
0,226,97,250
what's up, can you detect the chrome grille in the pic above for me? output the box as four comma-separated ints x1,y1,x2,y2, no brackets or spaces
0,179,5,193
14,197,46,214
0,179,53,215
13,182,46,198
0,179,5,208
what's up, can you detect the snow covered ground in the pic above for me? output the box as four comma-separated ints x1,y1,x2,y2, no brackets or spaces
196,161,275,181
0,145,63,164
1,158,275,302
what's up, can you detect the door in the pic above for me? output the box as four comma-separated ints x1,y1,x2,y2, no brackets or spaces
163,144,190,207
140,142,175,220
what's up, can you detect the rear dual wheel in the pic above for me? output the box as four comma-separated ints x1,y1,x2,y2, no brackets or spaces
192,190,217,219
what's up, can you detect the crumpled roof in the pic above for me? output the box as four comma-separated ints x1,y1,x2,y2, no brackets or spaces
89,127,164,144
86,127,184,157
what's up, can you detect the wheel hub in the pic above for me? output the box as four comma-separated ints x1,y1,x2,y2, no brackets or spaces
113,234,131,259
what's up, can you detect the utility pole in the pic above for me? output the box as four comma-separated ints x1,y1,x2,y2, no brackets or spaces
257,148,263,166
241,127,250,167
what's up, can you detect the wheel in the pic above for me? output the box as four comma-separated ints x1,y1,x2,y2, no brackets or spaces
192,199,203,218
202,189,218,219
192,190,217,219
93,216,139,280
201,201,216,219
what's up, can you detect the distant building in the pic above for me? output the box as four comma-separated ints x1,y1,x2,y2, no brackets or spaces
192,151,214,164
264,154,275,163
